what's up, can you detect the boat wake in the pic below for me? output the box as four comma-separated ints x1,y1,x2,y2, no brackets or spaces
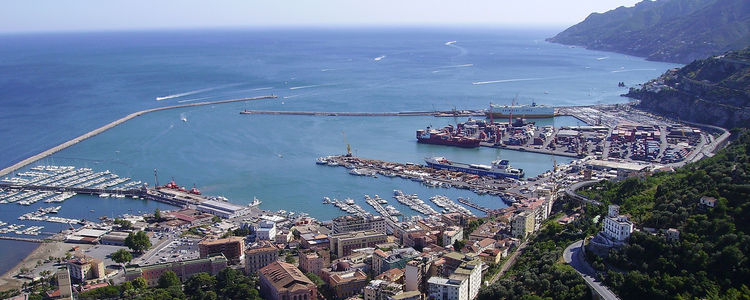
289,84,322,90
445,41,457,46
321,69,336,72
444,40,467,56
472,77,544,85
596,56,609,60
250,87,274,91
156,83,242,101
611,68,657,73
374,55,386,61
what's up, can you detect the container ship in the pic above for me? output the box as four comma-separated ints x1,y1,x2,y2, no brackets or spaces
424,156,524,179
416,125,481,148
486,102,555,119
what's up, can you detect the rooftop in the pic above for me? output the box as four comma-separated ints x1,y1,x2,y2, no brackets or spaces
260,261,315,292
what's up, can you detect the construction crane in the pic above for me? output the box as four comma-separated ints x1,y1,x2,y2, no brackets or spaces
342,131,352,157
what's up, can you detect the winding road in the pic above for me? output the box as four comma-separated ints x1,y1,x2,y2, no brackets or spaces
563,240,620,300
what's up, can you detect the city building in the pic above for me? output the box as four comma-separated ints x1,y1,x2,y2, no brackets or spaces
100,231,130,246
372,248,419,275
196,199,252,219
66,256,105,283
259,261,318,300
428,277,467,300
245,241,279,275
333,215,387,234
328,268,369,300
329,230,388,258
257,220,277,241
125,254,228,287
56,268,73,300
442,226,463,247
375,268,405,283
298,249,329,277
364,280,403,300
603,205,634,241
198,236,245,264
300,232,330,250
511,211,535,239
405,257,431,293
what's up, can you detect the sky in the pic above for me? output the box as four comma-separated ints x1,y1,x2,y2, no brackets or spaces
0,0,643,33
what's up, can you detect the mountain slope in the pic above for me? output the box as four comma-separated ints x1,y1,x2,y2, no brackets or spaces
547,0,750,63
625,46,750,129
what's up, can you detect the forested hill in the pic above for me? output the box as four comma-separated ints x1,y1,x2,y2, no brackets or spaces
578,130,750,298
547,0,750,64
625,46,750,129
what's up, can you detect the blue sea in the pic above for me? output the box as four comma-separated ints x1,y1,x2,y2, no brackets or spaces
0,28,680,275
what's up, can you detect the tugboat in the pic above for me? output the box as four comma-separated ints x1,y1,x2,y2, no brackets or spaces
424,156,524,179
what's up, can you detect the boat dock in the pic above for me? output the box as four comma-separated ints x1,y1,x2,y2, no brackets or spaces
456,197,492,214
0,95,277,178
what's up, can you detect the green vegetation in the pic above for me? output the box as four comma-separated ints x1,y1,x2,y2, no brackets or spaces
158,271,181,289
464,218,485,235
452,239,466,251
305,272,325,288
478,206,601,300
578,131,750,298
79,268,261,300
153,209,163,222
125,231,152,253
112,248,133,265
548,0,750,63
114,218,134,230
628,46,750,129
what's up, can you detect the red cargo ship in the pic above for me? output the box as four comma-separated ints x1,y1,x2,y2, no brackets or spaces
416,125,481,148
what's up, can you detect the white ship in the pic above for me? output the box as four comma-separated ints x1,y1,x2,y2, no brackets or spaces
487,101,555,118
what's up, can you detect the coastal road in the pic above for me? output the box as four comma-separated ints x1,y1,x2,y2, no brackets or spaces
563,240,620,300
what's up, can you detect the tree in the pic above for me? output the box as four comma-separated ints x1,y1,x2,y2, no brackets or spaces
154,209,162,222
453,239,466,251
111,249,133,265
131,277,147,290
211,216,221,223
114,218,133,230
125,231,152,253
305,272,324,288
184,272,216,297
158,270,181,289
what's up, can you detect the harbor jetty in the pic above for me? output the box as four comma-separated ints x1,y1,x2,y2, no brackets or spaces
240,109,486,117
0,95,277,178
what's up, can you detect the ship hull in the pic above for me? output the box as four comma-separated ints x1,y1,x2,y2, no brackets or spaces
425,161,523,179
417,138,480,148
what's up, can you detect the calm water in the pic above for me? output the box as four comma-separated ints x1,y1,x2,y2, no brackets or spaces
0,28,680,274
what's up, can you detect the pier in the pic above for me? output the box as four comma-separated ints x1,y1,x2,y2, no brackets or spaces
239,109,486,117
456,197,492,214
0,95,277,178
0,183,199,208
0,236,46,243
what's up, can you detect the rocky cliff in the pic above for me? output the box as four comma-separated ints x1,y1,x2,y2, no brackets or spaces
625,47,750,128
547,0,750,64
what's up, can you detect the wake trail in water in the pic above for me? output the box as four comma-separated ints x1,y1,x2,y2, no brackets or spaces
289,85,321,90
156,83,243,101
472,78,545,85
596,56,610,60
374,55,386,61
444,40,467,57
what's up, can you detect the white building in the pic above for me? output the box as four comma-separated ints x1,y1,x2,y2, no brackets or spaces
603,205,633,241
256,220,277,241
332,215,387,234
428,277,468,300
442,226,464,248
196,200,251,219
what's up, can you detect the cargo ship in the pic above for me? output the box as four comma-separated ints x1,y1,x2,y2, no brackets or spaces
486,102,555,119
416,126,481,148
424,156,524,179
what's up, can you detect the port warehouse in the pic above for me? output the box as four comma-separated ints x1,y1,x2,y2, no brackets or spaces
0,183,251,218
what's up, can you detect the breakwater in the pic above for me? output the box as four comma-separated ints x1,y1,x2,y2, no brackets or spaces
239,109,485,117
0,95,277,177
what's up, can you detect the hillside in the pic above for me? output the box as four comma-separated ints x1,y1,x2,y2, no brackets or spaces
625,46,750,129
547,0,750,63
578,130,750,298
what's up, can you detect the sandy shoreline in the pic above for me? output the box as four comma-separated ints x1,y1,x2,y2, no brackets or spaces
0,241,77,291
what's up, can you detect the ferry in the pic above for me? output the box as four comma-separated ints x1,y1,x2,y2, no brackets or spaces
486,102,555,119
424,156,524,179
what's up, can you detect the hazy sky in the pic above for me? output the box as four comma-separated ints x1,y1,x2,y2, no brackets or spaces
1,0,642,33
